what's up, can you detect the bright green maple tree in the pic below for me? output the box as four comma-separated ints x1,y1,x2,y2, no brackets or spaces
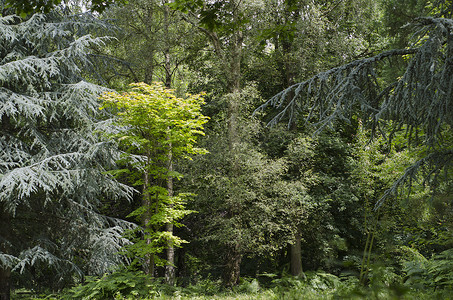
100,82,208,274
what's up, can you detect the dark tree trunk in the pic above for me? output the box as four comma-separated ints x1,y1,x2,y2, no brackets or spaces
163,1,172,89
0,268,11,300
143,3,155,85
222,245,242,287
176,247,186,278
222,2,244,286
0,204,11,300
290,231,303,277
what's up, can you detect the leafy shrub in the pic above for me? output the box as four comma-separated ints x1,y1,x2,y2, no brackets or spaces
427,248,453,289
269,271,343,299
234,278,260,294
270,274,306,291
180,278,222,296
63,269,156,299
305,271,341,291
404,248,453,290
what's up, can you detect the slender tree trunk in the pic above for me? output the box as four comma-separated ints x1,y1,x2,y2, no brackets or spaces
164,50,171,88
141,2,158,277
165,143,175,285
290,230,303,277
163,1,172,89
0,205,11,300
144,3,155,84
143,162,154,277
165,222,175,285
163,3,176,283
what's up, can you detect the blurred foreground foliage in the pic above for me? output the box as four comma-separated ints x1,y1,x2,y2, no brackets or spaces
14,258,453,299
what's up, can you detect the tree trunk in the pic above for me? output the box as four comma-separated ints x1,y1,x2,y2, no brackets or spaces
164,142,175,285
0,205,11,300
143,164,154,277
165,222,175,285
163,2,172,89
290,231,303,277
223,2,244,287
189,0,244,287
163,5,175,280
143,3,155,85
0,268,11,300
222,245,242,287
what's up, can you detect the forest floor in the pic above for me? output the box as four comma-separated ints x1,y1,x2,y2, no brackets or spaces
13,283,453,300
11,271,453,300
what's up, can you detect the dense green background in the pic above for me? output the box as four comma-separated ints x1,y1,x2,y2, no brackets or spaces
0,0,452,299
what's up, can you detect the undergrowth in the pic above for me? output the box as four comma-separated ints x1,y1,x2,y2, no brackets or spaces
13,264,453,300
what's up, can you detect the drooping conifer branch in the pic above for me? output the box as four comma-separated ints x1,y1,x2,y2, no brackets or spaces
257,17,453,207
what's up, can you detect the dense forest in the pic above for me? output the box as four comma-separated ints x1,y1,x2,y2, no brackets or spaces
0,0,452,299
